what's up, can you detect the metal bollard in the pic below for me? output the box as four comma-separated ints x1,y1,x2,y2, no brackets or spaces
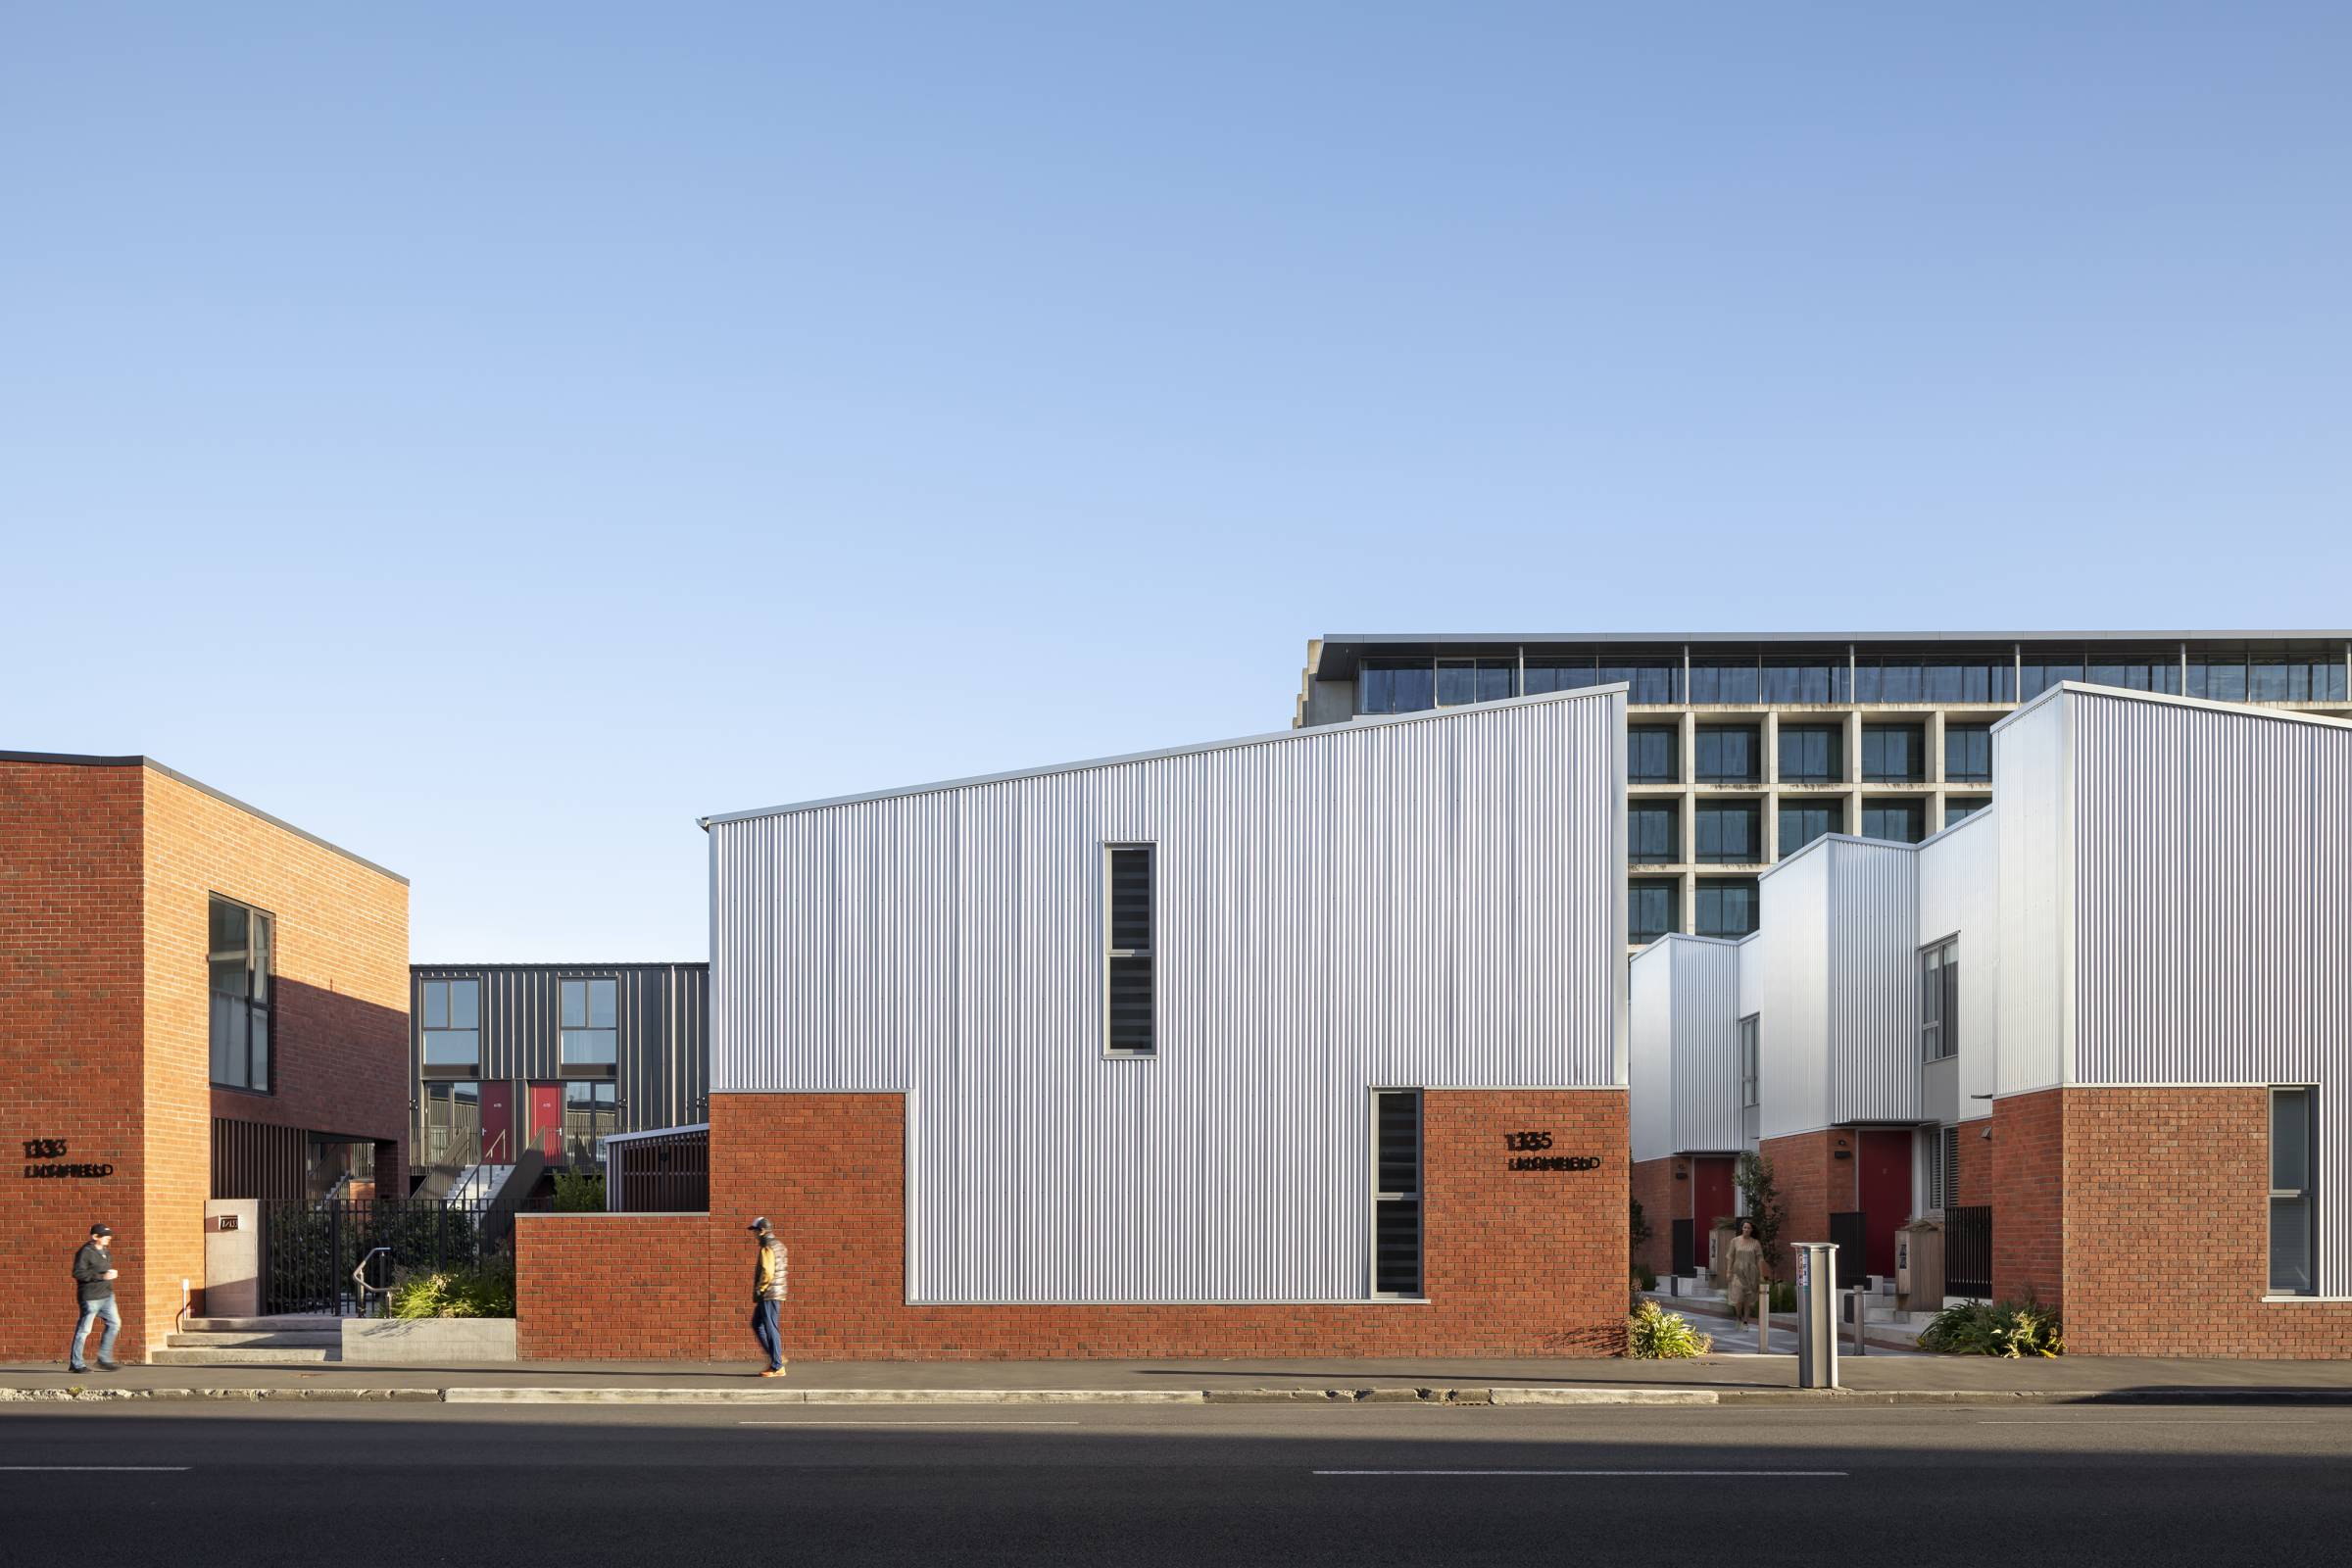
1792,1243,1839,1389
1850,1285,1868,1355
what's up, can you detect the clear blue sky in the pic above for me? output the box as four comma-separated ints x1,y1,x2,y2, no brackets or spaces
5,5,2347,958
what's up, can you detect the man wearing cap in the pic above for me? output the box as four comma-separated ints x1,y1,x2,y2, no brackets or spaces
748,1216,788,1378
69,1223,122,1373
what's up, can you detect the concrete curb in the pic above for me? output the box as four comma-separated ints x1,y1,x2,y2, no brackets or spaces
443,1387,1210,1406
0,1388,438,1403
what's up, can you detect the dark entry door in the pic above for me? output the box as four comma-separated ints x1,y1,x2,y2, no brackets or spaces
479,1082,515,1164
1857,1129,1913,1276
1690,1156,1737,1244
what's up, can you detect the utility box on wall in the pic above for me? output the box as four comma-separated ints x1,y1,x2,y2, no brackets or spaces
1897,1218,1944,1312
203,1199,263,1317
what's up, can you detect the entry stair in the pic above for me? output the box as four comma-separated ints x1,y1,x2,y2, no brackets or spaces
151,1315,344,1365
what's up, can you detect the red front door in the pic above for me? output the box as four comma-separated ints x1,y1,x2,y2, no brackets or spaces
1857,1130,1913,1277
1689,1156,1737,1243
529,1084,564,1160
479,1082,515,1164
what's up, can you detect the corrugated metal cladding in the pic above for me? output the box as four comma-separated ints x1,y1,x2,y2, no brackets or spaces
410,964,710,1132
1993,695,2073,1096
1918,811,1997,1120
2068,688,2352,1295
1630,944,1675,1161
709,689,1625,1305
1825,839,1920,1125
1666,938,1744,1154
1749,846,1829,1141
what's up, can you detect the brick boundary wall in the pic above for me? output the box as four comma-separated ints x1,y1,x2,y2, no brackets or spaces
1756,1130,1845,1272
521,1089,1631,1361
2058,1088,2352,1358
1630,1154,1675,1279
1955,1117,1994,1209
1991,1090,2065,1308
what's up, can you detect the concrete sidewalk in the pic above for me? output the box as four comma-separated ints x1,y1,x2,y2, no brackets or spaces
7,1353,2352,1405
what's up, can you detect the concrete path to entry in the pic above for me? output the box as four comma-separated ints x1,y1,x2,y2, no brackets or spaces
7,1353,2352,1404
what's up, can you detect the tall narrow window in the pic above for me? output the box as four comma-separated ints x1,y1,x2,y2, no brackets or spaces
2271,1088,2316,1296
1105,845,1155,1055
1924,1125,1961,1211
209,896,274,1092
561,978,618,1071
1739,1014,1759,1108
1921,939,1958,1061
419,978,481,1073
1372,1090,1422,1297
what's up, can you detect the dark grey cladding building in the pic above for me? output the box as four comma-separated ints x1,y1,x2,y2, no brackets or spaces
407,961,707,1186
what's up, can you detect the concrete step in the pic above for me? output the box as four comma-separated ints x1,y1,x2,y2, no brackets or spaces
165,1331,342,1348
181,1316,342,1334
148,1346,341,1365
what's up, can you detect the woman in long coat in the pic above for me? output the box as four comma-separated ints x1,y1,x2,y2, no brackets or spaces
1724,1217,1768,1325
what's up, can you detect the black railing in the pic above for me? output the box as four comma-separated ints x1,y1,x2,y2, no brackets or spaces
1828,1210,1868,1287
607,1126,710,1214
263,1197,493,1316
1670,1218,1694,1277
1945,1204,1993,1298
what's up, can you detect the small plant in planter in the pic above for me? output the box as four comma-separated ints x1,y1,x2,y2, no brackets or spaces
1627,1299,1712,1359
1919,1298,2064,1357
390,1257,517,1319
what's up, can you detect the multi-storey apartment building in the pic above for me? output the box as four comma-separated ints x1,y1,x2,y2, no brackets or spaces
1294,633,2351,946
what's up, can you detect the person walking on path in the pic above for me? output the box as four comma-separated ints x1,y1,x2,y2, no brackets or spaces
69,1223,122,1373
748,1216,788,1378
1725,1217,1769,1327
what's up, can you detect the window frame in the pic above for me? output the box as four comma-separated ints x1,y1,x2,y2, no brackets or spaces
1693,800,1762,864
1103,842,1157,1058
1943,723,1993,784
1692,725,1761,784
1628,878,1679,944
2269,1087,2318,1298
209,894,275,1095
1369,1088,1424,1299
418,976,482,1077
1628,724,1680,783
1860,724,1926,783
559,976,620,1076
1692,878,1759,939
1627,801,1680,865
1778,802,1839,857
1777,724,1842,784
1739,1014,1759,1108
1920,937,1959,1062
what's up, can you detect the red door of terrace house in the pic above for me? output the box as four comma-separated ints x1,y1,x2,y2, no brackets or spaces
1690,1156,1737,1251
1857,1129,1913,1277
529,1083,564,1161
479,1082,515,1165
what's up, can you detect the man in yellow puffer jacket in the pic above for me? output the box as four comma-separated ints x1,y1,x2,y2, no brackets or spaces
748,1216,788,1378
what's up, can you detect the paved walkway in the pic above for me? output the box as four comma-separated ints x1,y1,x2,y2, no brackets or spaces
7,1353,2352,1400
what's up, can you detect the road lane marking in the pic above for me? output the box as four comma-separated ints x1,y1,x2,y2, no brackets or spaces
1315,1470,1847,1478
0,1466,193,1472
1976,1419,2324,1426
740,1420,1084,1427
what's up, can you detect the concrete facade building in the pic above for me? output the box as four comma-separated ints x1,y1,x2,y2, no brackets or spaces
1627,685,2352,1355
0,752,409,1362
1295,633,2352,949
518,686,1633,1359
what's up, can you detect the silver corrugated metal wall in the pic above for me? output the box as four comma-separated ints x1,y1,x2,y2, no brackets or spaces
1918,810,1998,1120
1667,937,1744,1154
1826,838,1920,1125
709,689,1626,1305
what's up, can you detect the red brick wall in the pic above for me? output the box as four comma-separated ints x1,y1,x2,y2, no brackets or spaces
2059,1088,2352,1357
0,763,146,1361
1757,1129,1852,1268
520,1088,1632,1361
1631,1155,1675,1278
1992,1089,2064,1307
1954,1117,1994,1208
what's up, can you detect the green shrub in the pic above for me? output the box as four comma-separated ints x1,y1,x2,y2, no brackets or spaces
1629,1199,1653,1251
552,1170,606,1212
1769,1279,1795,1313
390,1257,517,1320
1733,1153,1788,1270
1632,1262,1658,1293
1918,1298,2064,1357
1627,1299,1712,1359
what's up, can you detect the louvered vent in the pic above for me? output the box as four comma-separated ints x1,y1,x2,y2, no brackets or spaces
1373,1089,1422,1296
1105,845,1155,1055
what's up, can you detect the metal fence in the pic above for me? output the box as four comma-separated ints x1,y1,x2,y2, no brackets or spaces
1827,1210,1868,1287
1945,1204,1993,1298
263,1197,493,1316
606,1124,710,1213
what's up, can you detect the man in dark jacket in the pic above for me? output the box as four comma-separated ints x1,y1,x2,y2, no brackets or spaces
70,1223,122,1373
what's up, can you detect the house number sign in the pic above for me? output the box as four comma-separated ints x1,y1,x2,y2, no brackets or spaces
1503,1132,1600,1172
22,1138,113,1179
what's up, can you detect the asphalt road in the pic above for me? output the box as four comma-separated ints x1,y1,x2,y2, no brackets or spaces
5,1402,2346,1566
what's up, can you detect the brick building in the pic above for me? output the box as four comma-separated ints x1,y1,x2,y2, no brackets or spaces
0,752,408,1363
519,686,1633,1360
1628,684,2352,1355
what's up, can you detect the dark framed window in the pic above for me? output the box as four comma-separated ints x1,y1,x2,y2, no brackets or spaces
1695,802,1761,863
1372,1089,1423,1297
1693,879,1758,938
423,1081,482,1167
419,978,480,1074
1523,657,1603,695
1778,803,1839,856
1628,725,1679,783
1763,658,1849,705
1105,844,1155,1055
1599,660,1684,706
561,978,618,1071
2194,652,2350,705
1778,725,1841,783
563,1081,619,1166
1629,802,1679,864
1693,726,1760,784
1358,659,1436,715
1860,800,1927,844
2020,656,2085,700
1629,879,1678,944
1921,939,1958,1061
209,896,273,1093
1689,659,1761,705
1860,725,1925,782
2085,655,2182,695
1739,1014,1759,1107
1943,797,1991,828
1914,658,2017,705
1944,724,1992,784
1437,658,1516,707
2270,1088,2316,1296
1926,1125,1960,1212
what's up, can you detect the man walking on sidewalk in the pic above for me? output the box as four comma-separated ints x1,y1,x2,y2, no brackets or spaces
748,1215,788,1378
69,1223,122,1373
